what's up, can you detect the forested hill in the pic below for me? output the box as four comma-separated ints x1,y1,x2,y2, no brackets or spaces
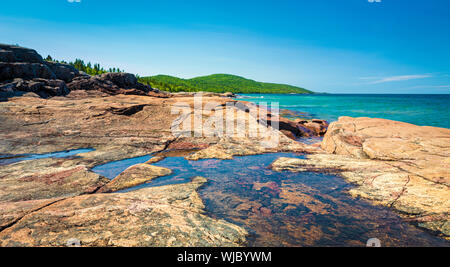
138,74,313,94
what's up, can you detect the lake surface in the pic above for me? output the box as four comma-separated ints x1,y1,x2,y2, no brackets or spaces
237,94,450,129
92,152,449,247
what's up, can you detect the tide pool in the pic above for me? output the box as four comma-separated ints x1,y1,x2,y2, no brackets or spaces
238,94,450,128
91,152,449,246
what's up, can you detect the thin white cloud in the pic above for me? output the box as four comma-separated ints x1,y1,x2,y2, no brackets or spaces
68,0,81,3
409,85,450,89
368,74,432,84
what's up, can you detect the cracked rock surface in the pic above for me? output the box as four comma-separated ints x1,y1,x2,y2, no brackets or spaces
0,177,248,247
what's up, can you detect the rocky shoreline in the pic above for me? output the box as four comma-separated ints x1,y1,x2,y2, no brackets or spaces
271,117,450,238
0,45,448,246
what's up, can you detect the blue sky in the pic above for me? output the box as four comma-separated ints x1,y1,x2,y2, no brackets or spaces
1,0,449,93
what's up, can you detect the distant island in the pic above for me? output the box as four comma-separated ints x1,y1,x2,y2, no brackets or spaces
139,74,314,94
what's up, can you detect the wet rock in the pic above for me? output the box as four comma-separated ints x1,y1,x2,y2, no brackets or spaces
258,207,272,217
418,220,450,238
276,119,302,138
186,141,244,160
182,102,312,160
252,181,280,196
0,177,248,247
97,163,172,193
232,101,301,140
253,181,279,192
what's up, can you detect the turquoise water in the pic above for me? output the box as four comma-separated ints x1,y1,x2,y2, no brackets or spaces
237,94,450,129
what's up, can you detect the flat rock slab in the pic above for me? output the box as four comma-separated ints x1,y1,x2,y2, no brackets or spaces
0,177,248,247
0,158,109,202
322,116,450,185
98,163,172,193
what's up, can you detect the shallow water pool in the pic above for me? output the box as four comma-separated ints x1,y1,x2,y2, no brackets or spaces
92,152,449,247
